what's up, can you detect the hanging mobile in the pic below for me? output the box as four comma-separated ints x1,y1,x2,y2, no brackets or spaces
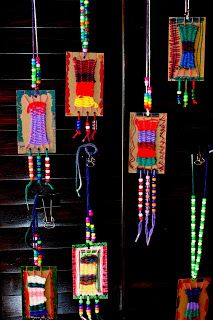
16,0,56,208
128,0,167,245
168,0,206,107
17,3,58,318
73,143,108,319
65,0,104,142
175,153,211,320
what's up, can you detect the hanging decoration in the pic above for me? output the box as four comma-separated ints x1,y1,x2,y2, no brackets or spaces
175,278,211,320
16,0,56,208
22,192,57,319
168,0,206,107
73,143,108,319
175,153,211,320
22,266,57,320
128,0,167,245
65,0,104,142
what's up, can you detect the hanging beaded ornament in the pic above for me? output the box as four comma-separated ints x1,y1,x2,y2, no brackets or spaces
65,0,104,141
22,266,57,320
16,90,56,154
175,154,211,320
128,0,167,245
65,52,104,141
190,154,209,280
16,0,56,208
175,278,211,320
73,143,108,319
168,1,206,106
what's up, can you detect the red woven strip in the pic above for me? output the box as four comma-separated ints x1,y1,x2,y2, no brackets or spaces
137,148,156,158
138,142,155,149
135,119,159,131
65,52,71,115
72,248,77,296
102,246,108,294
48,270,55,319
76,82,94,97
27,101,46,114
23,271,30,318
99,57,104,113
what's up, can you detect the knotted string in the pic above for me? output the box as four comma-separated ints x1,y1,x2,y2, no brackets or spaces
75,143,98,197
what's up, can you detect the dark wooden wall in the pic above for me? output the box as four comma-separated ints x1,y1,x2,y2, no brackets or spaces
0,0,213,320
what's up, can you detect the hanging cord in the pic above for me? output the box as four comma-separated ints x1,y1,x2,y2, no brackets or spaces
185,0,190,20
75,143,98,197
25,192,39,250
31,0,41,93
24,192,44,267
144,0,152,115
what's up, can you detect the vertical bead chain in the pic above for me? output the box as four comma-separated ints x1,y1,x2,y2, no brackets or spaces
28,153,34,182
138,170,144,224
193,197,207,279
45,150,50,183
191,195,196,278
36,149,42,184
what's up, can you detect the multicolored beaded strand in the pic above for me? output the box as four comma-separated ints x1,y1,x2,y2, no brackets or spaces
31,0,41,94
191,154,208,280
80,0,90,56
25,148,54,209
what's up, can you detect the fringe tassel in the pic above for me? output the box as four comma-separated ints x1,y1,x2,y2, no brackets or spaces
183,79,188,108
135,220,142,242
177,79,182,105
25,180,33,210
191,79,198,105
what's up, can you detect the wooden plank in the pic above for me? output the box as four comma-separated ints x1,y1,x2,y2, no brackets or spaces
0,223,121,251
0,200,121,228
0,248,72,273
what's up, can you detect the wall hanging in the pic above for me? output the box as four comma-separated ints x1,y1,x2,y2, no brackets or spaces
21,266,57,320
16,0,56,209
73,143,108,319
22,191,57,320
175,153,211,320
128,0,167,245
168,0,206,107
65,0,104,142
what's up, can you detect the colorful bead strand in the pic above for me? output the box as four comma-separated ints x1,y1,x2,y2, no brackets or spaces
45,148,54,190
79,295,84,318
73,111,82,139
135,170,144,242
80,0,90,55
90,112,97,140
82,114,91,142
86,296,92,320
36,149,42,184
191,154,208,280
25,149,34,209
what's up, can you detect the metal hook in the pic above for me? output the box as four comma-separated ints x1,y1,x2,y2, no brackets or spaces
194,152,205,166
42,198,55,229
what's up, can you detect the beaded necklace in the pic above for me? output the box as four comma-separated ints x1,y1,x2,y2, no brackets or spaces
191,154,208,280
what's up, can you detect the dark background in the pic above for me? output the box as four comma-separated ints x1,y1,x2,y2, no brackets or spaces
0,0,212,319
